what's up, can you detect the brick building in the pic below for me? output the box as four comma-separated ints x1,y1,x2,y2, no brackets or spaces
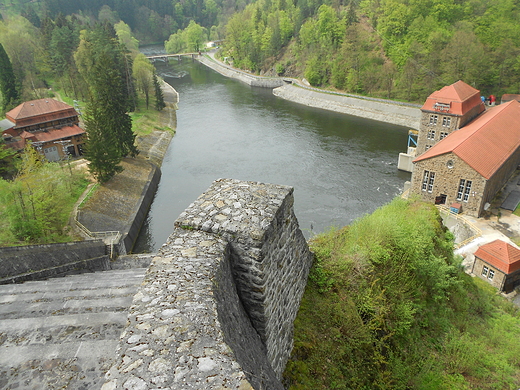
1,98,85,162
472,239,520,293
409,81,520,217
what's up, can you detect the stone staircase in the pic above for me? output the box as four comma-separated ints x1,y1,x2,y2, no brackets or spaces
0,268,146,389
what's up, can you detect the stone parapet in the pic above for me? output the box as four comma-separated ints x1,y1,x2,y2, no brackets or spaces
198,56,284,88
103,179,313,388
0,240,107,282
273,84,421,129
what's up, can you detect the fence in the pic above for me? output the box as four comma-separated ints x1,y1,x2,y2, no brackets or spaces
436,205,482,248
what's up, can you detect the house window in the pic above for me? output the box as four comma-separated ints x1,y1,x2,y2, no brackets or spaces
463,180,472,201
442,117,451,127
427,130,436,140
422,170,435,192
482,266,488,276
425,145,431,151
440,132,448,140
429,115,438,125
488,269,495,280
456,179,472,202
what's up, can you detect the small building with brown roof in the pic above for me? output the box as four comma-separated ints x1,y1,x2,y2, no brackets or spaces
472,239,520,292
409,81,520,217
1,98,85,162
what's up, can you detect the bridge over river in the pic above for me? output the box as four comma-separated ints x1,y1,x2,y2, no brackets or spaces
146,52,199,62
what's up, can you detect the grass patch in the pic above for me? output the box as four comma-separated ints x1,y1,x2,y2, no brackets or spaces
284,197,520,389
130,95,172,136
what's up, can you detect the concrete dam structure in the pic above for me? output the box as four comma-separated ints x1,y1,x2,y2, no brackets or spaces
102,178,313,389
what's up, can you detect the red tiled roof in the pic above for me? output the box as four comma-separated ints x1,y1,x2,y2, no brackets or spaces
4,125,84,151
474,239,520,274
414,100,520,179
501,94,520,103
6,98,78,128
421,80,484,116
30,125,85,143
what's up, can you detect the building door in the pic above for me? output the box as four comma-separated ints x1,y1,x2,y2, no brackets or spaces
43,145,60,161
435,194,447,205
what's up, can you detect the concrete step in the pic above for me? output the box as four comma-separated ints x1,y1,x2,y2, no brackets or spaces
0,267,146,294
0,267,147,389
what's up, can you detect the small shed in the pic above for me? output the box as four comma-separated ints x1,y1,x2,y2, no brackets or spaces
450,202,461,214
472,239,520,293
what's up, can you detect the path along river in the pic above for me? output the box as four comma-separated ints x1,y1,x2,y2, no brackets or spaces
134,52,411,252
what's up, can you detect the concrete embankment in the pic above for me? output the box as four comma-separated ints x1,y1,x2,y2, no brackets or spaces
198,55,285,88
273,84,421,129
196,53,421,129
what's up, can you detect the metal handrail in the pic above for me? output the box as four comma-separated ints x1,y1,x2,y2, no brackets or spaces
72,185,122,259
436,205,482,248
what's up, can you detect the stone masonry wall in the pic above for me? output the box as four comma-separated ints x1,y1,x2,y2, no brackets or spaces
273,84,421,129
411,153,486,216
103,179,313,389
0,240,107,280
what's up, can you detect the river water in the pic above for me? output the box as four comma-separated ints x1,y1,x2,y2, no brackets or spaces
134,51,411,252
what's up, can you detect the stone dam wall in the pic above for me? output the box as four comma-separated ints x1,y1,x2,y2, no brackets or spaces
198,55,285,88
102,178,314,389
273,84,421,129
0,240,109,284
196,54,421,129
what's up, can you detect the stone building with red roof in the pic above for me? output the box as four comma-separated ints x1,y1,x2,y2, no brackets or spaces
472,239,520,292
409,81,520,217
1,98,85,162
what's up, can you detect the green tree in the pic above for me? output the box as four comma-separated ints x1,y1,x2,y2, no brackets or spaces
0,42,19,112
77,26,139,183
153,71,166,111
184,20,206,52
165,30,184,53
0,136,17,179
133,53,155,108
115,21,139,55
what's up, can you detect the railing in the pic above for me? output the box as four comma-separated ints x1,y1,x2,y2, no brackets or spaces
74,214,122,259
72,183,123,259
436,205,482,248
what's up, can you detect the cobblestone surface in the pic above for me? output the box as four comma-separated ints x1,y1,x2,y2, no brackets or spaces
103,179,313,389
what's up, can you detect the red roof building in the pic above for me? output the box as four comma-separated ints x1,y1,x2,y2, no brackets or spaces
409,81,520,217
1,98,84,161
472,239,520,292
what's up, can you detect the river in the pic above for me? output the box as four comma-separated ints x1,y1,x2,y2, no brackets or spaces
134,51,411,252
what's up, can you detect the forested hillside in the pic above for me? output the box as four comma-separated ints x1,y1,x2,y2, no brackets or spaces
220,0,520,102
2,0,518,103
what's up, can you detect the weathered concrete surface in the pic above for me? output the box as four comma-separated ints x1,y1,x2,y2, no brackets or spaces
103,179,313,389
197,51,421,128
198,55,285,88
273,84,421,129
0,268,147,389
0,240,109,284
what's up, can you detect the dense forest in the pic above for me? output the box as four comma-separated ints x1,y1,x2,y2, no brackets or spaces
220,0,520,101
1,0,518,105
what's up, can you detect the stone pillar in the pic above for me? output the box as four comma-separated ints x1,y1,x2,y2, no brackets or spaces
175,178,313,377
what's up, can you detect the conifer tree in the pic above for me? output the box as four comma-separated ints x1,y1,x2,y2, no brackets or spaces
77,25,139,182
0,43,19,112
153,71,166,111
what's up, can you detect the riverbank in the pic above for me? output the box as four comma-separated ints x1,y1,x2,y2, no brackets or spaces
197,51,421,129
76,81,178,254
